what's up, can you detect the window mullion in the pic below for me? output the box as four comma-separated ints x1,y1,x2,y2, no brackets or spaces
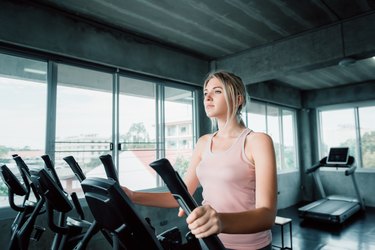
113,70,120,172
354,107,363,168
45,60,57,161
156,83,165,186
279,108,284,170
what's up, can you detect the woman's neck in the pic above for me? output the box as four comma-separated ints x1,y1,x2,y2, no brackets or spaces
216,119,245,137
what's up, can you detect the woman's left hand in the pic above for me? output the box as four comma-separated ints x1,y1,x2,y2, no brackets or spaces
186,204,222,238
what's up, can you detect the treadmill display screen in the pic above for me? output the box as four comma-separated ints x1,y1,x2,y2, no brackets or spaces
326,147,349,164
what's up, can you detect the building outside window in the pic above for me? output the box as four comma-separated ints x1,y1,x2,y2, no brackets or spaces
180,126,187,135
167,126,177,137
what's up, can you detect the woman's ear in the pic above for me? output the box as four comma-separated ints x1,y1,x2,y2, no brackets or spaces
237,95,244,107
236,95,244,114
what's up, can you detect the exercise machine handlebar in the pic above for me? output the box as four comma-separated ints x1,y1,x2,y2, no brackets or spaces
63,156,86,182
99,154,119,182
41,155,64,191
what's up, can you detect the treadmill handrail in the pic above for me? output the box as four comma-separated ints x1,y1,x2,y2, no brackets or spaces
305,162,323,174
345,165,356,176
306,156,355,175
149,158,226,250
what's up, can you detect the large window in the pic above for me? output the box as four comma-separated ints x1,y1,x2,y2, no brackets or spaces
318,103,375,169
117,80,196,190
55,64,113,192
246,100,298,171
0,53,47,206
118,77,158,190
0,50,198,208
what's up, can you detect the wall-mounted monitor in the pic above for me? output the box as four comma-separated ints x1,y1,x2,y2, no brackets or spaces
326,147,349,165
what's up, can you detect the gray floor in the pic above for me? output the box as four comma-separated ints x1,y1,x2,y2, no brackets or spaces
272,204,375,250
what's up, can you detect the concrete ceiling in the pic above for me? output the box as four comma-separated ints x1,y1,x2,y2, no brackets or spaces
32,0,375,90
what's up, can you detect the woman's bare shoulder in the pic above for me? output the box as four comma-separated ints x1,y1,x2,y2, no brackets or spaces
192,133,210,151
245,131,275,165
248,131,272,139
196,133,211,145
246,131,274,147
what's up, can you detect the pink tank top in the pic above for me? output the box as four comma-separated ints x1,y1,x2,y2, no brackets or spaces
196,128,272,250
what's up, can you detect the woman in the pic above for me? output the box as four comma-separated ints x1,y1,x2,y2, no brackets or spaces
123,70,277,250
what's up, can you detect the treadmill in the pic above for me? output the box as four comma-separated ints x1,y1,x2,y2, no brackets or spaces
298,147,365,224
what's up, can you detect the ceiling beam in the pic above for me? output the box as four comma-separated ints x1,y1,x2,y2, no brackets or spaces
215,12,375,85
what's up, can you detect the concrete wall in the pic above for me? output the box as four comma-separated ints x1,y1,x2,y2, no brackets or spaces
302,81,375,108
0,0,209,85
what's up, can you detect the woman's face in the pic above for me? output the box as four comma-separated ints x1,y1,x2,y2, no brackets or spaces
203,77,228,119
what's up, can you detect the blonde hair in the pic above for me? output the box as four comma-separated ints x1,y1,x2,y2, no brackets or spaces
203,70,247,127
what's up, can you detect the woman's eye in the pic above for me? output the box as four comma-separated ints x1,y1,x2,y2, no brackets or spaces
215,90,222,94
203,92,207,96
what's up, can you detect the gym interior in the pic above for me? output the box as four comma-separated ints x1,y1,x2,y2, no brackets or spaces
0,1,375,249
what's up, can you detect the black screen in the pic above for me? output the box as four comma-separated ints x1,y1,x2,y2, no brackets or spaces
327,147,349,164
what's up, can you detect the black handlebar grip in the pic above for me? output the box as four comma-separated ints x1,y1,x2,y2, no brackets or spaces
12,156,31,189
149,158,226,250
99,154,119,182
41,155,64,191
63,156,86,182
1,164,27,196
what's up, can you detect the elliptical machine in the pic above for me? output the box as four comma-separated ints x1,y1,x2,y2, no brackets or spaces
0,155,46,250
80,154,218,249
